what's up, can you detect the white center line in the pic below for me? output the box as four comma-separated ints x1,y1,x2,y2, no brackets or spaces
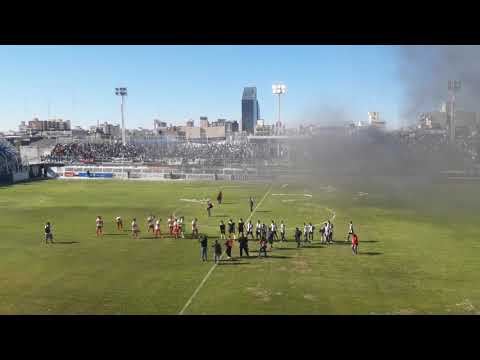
178,185,273,315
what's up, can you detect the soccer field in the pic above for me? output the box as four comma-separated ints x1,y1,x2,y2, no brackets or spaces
1,178,480,314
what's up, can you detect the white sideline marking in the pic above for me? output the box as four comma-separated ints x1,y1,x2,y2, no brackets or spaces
178,185,273,315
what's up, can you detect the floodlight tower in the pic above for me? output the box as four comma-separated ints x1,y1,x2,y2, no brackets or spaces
272,83,287,130
448,80,461,144
115,87,128,145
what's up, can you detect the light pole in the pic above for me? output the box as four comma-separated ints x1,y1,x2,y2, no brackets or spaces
272,84,287,134
448,80,461,144
115,87,128,146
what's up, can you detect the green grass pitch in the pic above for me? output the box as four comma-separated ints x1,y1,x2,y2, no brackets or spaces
1,177,480,314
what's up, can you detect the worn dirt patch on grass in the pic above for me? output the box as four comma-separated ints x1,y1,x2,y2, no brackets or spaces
246,286,271,302
303,294,316,301
291,256,312,274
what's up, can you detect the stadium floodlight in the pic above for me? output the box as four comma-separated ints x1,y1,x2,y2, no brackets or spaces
272,83,287,131
447,80,461,143
115,87,128,146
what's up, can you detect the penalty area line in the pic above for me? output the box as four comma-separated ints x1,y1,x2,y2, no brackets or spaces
178,185,273,315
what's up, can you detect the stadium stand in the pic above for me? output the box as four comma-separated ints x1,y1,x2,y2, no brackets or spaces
0,139,22,183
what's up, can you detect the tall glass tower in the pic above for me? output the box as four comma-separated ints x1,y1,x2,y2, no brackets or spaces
242,87,259,134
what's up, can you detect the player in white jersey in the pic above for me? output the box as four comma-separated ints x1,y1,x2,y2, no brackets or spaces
115,216,123,231
308,222,314,242
280,221,286,242
131,218,140,239
96,216,104,237
191,218,199,238
154,218,162,238
346,221,354,242
255,220,262,240
246,220,254,239
147,215,155,233
270,221,278,241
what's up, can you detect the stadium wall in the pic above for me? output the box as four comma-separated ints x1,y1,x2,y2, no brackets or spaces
53,165,275,182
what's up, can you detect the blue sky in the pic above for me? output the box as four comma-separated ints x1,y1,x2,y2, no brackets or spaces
0,45,406,131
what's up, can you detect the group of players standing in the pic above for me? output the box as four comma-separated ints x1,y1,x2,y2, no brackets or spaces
43,189,360,256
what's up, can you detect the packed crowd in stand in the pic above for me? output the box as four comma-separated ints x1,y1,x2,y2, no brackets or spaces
0,139,21,178
42,141,289,165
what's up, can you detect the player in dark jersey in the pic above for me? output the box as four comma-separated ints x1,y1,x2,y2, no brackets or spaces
44,222,54,244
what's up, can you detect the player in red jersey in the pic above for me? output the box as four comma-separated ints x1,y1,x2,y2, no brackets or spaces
351,233,359,255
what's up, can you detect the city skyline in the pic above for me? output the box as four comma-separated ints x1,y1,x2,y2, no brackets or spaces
0,45,406,132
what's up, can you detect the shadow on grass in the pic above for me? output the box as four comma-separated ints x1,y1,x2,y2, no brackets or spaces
218,261,250,266
359,251,382,256
104,233,127,236
361,240,379,243
255,210,271,213
302,245,324,249
55,241,79,244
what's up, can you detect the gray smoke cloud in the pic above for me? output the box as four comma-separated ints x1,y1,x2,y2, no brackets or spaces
397,45,480,122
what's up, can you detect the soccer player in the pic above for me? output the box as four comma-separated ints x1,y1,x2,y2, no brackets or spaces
320,223,326,243
206,200,213,217
238,218,245,237
115,216,123,231
131,218,140,239
346,221,354,242
191,218,199,239
167,216,174,235
303,223,308,245
280,220,286,242
173,220,181,239
217,191,223,205
227,219,236,240
238,234,249,257
219,220,226,240
147,215,155,234
324,222,331,244
154,218,162,238
271,220,278,241
249,197,255,212
261,223,267,242
308,222,314,242
295,227,302,248
328,221,334,243
44,222,54,244
179,216,185,239
246,220,254,239
351,233,359,255
255,220,262,240
225,236,234,260
199,234,208,262
212,240,222,264
258,238,268,257
96,216,104,237
267,227,274,250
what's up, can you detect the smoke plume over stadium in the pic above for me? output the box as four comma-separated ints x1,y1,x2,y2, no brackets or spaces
397,45,480,120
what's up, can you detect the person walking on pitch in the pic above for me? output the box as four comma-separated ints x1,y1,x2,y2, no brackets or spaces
219,220,226,240
351,233,359,255
96,216,104,237
44,222,54,244
249,197,255,212
131,218,140,239
199,234,208,262
115,216,123,231
280,220,286,242
213,240,222,264
346,221,354,242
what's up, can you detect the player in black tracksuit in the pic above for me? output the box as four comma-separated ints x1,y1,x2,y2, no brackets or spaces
238,218,245,237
